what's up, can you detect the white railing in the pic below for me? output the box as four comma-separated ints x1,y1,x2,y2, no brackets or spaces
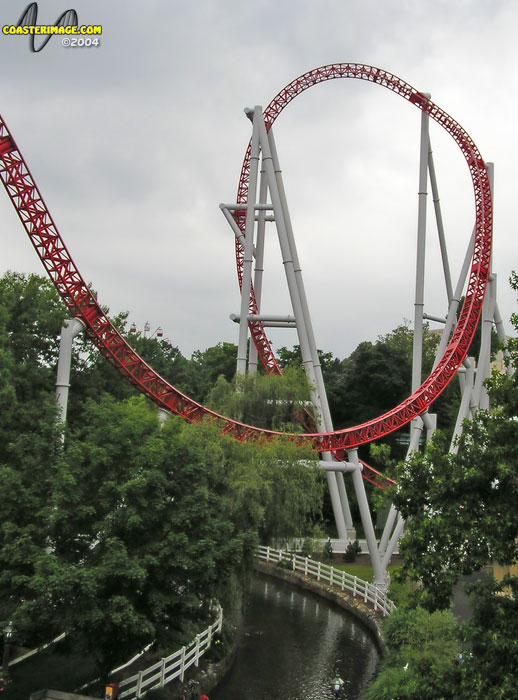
257,545,396,617
273,537,399,555
117,608,223,699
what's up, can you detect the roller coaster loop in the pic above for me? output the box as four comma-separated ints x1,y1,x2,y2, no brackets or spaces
0,63,492,454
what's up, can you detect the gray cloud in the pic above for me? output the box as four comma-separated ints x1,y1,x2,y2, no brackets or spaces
0,0,515,360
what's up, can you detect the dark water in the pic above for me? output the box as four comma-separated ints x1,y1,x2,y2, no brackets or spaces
212,573,380,700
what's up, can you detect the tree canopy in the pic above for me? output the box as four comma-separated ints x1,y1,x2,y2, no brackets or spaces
371,274,518,698
0,271,323,679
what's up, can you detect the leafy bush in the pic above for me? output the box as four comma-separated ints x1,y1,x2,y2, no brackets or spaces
276,555,293,570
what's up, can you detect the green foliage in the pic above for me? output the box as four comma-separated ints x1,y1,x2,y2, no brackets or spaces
205,366,314,432
368,273,518,698
333,323,439,429
300,524,327,558
276,555,293,570
366,607,459,700
323,538,334,559
143,689,170,700
454,574,518,699
203,629,229,663
343,540,362,562
392,386,518,611
1,391,322,675
190,341,238,400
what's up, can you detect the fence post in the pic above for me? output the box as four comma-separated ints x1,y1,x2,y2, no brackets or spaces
353,576,357,597
266,545,270,562
160,657,166,687
341,570,345,591
136,671,143,698
292,554,296,571
304,557,308,576
195,634,201,667
317,561,321,581
180,646,186,682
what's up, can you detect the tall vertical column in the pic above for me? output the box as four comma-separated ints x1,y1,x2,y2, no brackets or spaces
474,275,496,411
349,449,385,586
428,141,453,304
266,127,354,535
251,112,349,539
248,166,268,374
236,106,262,375
412,100,430,396
56,318,84,425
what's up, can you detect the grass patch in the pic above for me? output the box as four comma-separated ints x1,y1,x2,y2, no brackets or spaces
331,560,402,583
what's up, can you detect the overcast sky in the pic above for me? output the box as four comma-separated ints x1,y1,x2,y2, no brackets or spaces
0,0,516,363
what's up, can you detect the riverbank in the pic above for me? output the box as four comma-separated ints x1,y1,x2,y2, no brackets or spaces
254,560,387,654
162,559,388,698
211,571,382,699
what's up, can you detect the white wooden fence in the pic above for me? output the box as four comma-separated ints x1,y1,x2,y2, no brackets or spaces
257,545,396,617
117,607,223,699
116,547,394,698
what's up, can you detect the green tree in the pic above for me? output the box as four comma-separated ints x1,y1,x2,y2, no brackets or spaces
0,271,324,679
206,365,314,431
190,341,238,400
368,274,518,698
391,330,518,611
1,391,322,675
455,574,518,700
366,606,459,700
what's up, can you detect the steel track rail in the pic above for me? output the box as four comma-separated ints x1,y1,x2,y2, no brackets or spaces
0,64,491,455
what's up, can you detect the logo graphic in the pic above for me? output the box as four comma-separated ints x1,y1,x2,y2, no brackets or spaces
3,3,102,52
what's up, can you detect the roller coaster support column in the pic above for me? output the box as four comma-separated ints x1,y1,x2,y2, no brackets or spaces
265,123,355,538
428,140,453,305
348,450,385,586
262,117,355,539
494,300,513,375
55,317,84,425
236,106,262,375
450,358,475,453
410,98,430,446
248,164,268,374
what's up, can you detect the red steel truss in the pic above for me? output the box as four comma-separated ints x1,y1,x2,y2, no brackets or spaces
0,64,491,456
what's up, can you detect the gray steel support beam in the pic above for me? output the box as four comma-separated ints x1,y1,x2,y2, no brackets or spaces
474,275,496,411
56,318,85,425
220,204,248,252
412,103,430,396
248,167,269,374
236,106,262,375
450,358,475,453
349,449,385,586
381,515,405,571
432,227,475,372
428,141,453,304
378,503,398,557
265,124,355,536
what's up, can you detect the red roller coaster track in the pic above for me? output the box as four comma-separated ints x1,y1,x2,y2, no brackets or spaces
0,63,491,457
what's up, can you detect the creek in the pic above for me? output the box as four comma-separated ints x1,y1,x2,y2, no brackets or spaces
212,572,381,699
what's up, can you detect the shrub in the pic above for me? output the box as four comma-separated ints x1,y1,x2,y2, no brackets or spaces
343,540,362,562
323,538,334,559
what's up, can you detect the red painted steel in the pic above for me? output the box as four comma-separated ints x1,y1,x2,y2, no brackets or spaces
0,63,491,458
234,63,492,449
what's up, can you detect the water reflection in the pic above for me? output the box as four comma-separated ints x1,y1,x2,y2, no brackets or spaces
212,573,380,700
